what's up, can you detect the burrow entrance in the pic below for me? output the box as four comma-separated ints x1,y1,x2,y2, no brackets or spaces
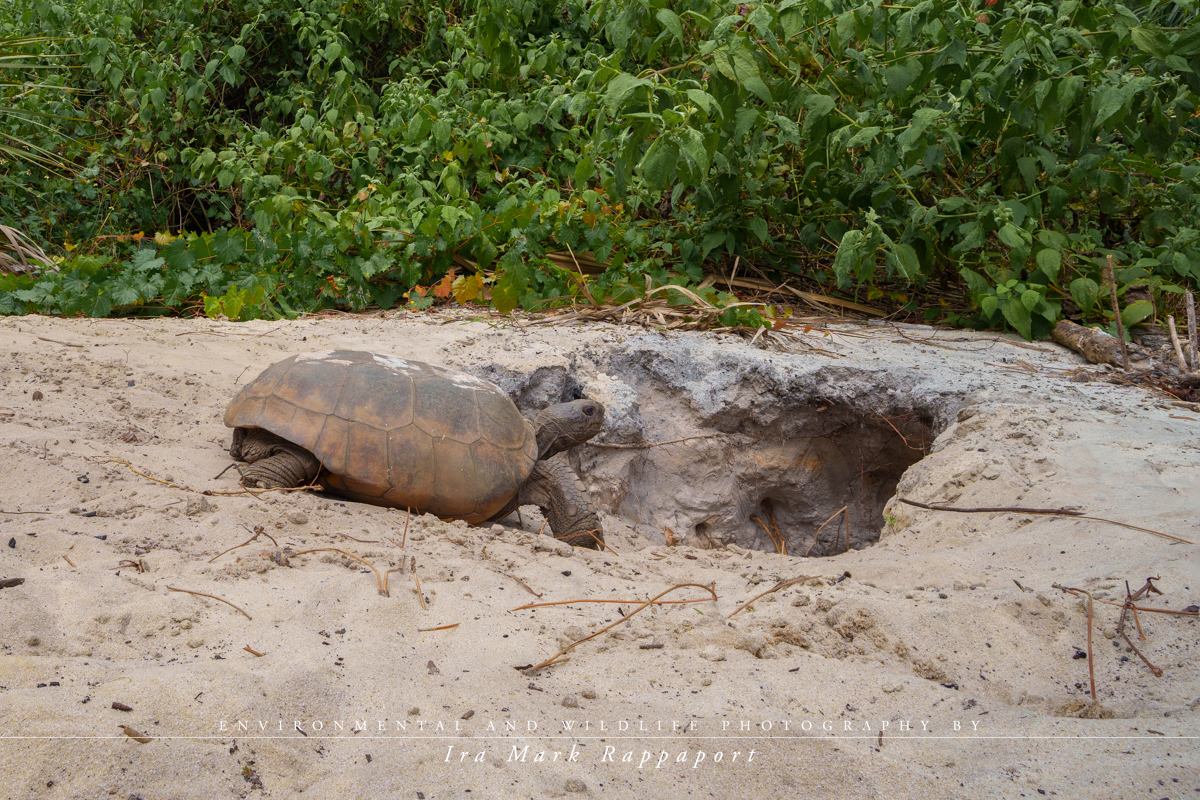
487,352,958,557
593,402,937,556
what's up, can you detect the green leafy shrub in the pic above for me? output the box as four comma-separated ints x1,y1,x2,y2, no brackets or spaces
2,0,1198,337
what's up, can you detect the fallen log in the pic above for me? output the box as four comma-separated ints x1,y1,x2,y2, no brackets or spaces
1051,320,1147,368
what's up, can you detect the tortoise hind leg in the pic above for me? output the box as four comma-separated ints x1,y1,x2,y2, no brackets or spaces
518,459,604,549
230,428,321,489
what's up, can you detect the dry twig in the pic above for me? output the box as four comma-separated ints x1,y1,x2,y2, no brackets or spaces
35,335,83,348
1118,577,1165,677
588,434,722,450
167,585,252,620
208,525,277,563
727,576,819,619
510,594,718,613
505,574,543,598
897,498,1190,544
806,506,848,556
1053,584,1097,700
413,570,427,610
97,456,323,498
1167,315,1190,372
1105,255,1130,371
292,548,394,596
1187,290,1198,371
522,583,718,672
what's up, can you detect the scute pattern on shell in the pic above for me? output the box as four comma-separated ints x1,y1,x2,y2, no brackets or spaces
224,350,539,522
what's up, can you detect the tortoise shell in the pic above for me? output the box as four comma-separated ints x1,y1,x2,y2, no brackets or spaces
224,350,538,523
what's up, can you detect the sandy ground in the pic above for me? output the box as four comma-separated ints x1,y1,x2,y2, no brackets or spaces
0,312,1196,800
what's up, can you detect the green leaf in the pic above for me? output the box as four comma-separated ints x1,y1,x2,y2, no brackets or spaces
573,156,595,188
883,61,919,97
604,73,648,115
1121,299,1154,327
492,270,526,314
1070,278,1099,313
1131,25,1170,58
638,137,678,189
1020,289,1041,312
845,126,881,149
701,231,727,257
686,89,716,116
896,108,941,150
1035,248,1061,281
803,95,835,136
748,217,769,243
433,118,451,149
212,233,245,265
981,295,999,317
961,268,988,296
885,242,920,281
676,128,709,175
831,229,865,288
712,42,771,103
1058,75,1084,109
656,9,684,42
1000,297,1033,340
1174,24,1200,57
227,44,247,65
734,108,759,139
1017,156,1038,191
997,223,1028,250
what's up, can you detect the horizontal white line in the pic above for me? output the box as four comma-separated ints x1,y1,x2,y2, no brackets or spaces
0,736,1192,741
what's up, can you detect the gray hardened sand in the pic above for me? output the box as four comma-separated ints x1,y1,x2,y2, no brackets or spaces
0,313,1195,799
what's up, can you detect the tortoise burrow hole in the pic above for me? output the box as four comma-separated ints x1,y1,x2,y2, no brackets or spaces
598,400,940,557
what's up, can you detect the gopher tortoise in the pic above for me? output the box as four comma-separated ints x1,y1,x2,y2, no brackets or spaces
223,350,606,548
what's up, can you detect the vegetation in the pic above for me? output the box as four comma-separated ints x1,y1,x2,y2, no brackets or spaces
1,0,1198,338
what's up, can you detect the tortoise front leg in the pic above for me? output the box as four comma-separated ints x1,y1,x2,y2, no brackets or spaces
518,458,604,549
230,428,321,489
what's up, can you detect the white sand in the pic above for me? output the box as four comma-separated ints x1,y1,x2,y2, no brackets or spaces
0,313,1195,799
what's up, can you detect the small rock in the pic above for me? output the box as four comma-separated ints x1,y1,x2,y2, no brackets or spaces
561,695,580,708
26,635,39,647
564,778,587,793
287,511,308,525
580,689,598,700
187,639,204,648
408,707,420,716
699,645,726,662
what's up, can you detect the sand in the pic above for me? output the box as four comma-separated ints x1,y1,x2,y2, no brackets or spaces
0,312,1195,799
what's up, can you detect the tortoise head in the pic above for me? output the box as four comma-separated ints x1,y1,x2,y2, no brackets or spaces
532,398,605,459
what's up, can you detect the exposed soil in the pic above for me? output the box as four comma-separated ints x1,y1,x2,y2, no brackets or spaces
0,313,1195,799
